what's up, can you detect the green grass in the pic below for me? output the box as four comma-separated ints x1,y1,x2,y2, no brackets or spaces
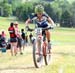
0,16,75,73
51,27,75,45
0,16,25,38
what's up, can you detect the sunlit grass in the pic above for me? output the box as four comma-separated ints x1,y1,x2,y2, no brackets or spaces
0,16,75,73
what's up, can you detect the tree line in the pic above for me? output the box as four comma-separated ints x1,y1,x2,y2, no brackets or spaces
0,0,75,27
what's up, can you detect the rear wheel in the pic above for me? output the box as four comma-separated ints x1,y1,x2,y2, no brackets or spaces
33,39,43,68
44,42,51,65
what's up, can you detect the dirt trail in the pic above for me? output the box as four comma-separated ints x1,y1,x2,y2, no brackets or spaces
0,45,75,73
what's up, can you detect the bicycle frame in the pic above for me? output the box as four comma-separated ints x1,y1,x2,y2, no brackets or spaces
33,28,47,56
28,26,52,68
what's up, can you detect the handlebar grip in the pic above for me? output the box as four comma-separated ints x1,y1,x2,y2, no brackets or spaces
25,26,33,31
42,26,53,30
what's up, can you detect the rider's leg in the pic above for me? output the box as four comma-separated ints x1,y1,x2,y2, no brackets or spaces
45,30,50,42
45,30,51,49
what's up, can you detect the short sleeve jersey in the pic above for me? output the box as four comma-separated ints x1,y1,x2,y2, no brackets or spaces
30,13,49,28
8,27,16,38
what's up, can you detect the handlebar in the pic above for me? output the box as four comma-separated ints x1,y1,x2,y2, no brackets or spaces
42,26,53,30
26,26,53,32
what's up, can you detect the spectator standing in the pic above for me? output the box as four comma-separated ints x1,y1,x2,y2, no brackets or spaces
29,33,33,44
8,22,17,56
21,29,25,50
25,32,28,46
14,21,23,55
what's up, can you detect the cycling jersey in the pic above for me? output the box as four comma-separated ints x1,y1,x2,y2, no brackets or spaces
30,13,49,28
8,27,16,38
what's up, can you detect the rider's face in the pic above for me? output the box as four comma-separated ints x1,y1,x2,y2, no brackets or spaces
37,13,43,18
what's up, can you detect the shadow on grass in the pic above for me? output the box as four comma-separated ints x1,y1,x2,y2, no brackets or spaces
0,65,35,71
52,52,75,56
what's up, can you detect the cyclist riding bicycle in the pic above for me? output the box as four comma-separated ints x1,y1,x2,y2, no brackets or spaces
25,5,55,52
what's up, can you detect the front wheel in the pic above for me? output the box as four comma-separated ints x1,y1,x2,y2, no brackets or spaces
33,39,43,68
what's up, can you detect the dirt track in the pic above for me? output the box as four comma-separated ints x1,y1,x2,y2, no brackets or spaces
0,45,75,73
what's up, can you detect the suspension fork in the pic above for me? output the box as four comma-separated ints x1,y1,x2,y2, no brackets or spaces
37,39,41,55
37,34,42,55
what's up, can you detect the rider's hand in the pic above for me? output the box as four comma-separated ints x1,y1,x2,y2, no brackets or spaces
25,26,33,31
50,26,54,29
25,26,29,31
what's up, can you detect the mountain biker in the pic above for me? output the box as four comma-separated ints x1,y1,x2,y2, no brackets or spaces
25,5,55,52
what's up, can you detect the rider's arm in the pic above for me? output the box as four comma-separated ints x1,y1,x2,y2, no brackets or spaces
43,13,55,27
25,18,33,31
25,18,31,26
47,17,55,27
25,13,37,26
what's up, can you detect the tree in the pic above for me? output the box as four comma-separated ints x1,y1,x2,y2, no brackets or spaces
41,0,55,2
70,1,75,27
42,3,56,21
16,2,33,21
60,10,72,27
51,1,62,23
0,0,12,16
3,3,12,16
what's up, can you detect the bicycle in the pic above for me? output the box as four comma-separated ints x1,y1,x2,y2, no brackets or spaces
27,26,53,68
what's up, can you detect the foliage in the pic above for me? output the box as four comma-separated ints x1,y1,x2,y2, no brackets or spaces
60,10,72,27
70,2,75,27
47,0,55,1
0,0,12,17
0,0,75,27
16,2,34,21
11,0,22,15
43,3,56,21
3,3,12,16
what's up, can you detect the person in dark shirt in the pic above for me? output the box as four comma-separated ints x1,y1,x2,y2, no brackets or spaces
25,33,28,46
8,22,17,56
29,33,33,44
0,33,6,48
21,29,25,50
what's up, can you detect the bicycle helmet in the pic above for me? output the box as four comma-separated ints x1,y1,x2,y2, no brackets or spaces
35,5,44,14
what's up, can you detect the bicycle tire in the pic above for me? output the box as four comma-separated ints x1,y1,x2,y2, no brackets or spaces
44,43,51,65
33,39,43,68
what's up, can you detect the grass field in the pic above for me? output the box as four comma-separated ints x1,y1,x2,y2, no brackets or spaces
0,17,75,73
